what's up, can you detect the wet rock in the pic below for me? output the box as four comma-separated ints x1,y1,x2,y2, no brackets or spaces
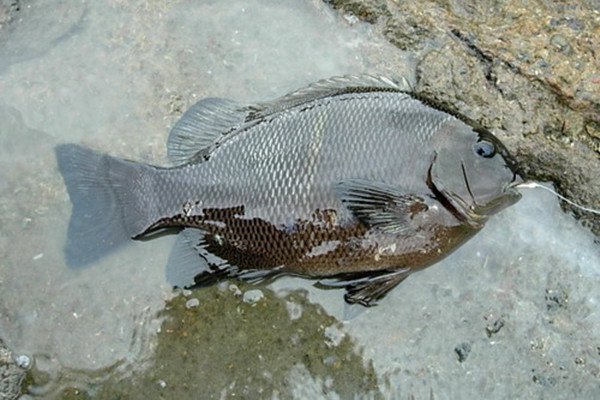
545,287,569,312
185,298,200,309
324,325,345,348
454,342,471,363
549,34,572,55
242,289,265,305
324,0,388,24
0,339,26,400
0,0,19,29
484,316,505,338
532,369,557,387
14,355,30,369
285,301,303,320
324,0,600,235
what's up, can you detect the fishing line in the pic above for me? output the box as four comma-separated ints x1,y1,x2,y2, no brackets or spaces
517,182,600,215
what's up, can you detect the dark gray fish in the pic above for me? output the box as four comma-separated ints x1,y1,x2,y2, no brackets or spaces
55,75,522,306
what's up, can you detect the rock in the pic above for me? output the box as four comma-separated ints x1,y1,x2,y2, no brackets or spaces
324,325,345,348
185,298,200,309
454,342,472,363
0,0,19,29
485,317,505,338
545,287,569,312
285,301,303,320
0,339,26,400
324,0,388,24
14,355,30,369
242,289,265,305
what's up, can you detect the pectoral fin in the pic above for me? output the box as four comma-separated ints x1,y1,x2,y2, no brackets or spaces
317,268,411,307
335,179,430,235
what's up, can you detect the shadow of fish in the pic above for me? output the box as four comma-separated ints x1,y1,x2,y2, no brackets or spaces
55,75,522,306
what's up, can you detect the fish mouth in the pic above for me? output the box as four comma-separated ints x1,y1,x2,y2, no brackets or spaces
426,156,522,228
473,186,522,216
426,157,485,228
460,161,523,217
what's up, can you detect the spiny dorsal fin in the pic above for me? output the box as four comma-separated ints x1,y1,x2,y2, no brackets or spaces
167,76,411,165
247,75,412,121
167,98,249,165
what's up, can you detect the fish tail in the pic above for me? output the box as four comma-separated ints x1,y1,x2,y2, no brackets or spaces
55,144,157,267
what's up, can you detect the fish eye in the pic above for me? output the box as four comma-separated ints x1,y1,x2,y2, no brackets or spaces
473,140,496,158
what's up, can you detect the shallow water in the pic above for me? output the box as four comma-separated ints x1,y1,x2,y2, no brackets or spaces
0,1,598,399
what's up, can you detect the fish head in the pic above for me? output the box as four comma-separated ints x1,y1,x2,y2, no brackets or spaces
430,123,522,226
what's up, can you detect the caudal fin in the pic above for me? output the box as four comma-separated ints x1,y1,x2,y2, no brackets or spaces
55,144,156,268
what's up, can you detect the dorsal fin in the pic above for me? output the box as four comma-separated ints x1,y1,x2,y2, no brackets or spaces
247,75,412,121
167,76,412,165
167,98,249,165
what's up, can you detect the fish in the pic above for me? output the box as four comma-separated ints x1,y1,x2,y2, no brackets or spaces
55,75,522,306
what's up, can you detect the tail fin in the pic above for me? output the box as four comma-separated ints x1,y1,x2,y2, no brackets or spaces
55,144,156,268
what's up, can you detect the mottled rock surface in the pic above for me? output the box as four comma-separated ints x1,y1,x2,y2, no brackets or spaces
0,339,25,400
326,0,600,235
0,1,19,30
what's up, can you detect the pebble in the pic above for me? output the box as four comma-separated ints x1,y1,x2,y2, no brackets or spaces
229,284,242,297
21,217,32,229
217,281,230,292
455,342,472,363
285,301,303,320
324,325,345,348
550,34,572,54
242,289,264,305
485,318,505,338
15,354,31,369
185,298,200,309
323,355,338,366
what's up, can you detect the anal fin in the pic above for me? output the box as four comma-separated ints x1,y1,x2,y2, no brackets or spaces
165,228,209,288
166,228,277,289
317,268,411,307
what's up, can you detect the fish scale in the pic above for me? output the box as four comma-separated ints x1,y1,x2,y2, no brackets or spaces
55,75,522,306
152,92,447,225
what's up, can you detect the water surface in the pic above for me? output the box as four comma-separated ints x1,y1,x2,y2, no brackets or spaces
0,1,598,399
